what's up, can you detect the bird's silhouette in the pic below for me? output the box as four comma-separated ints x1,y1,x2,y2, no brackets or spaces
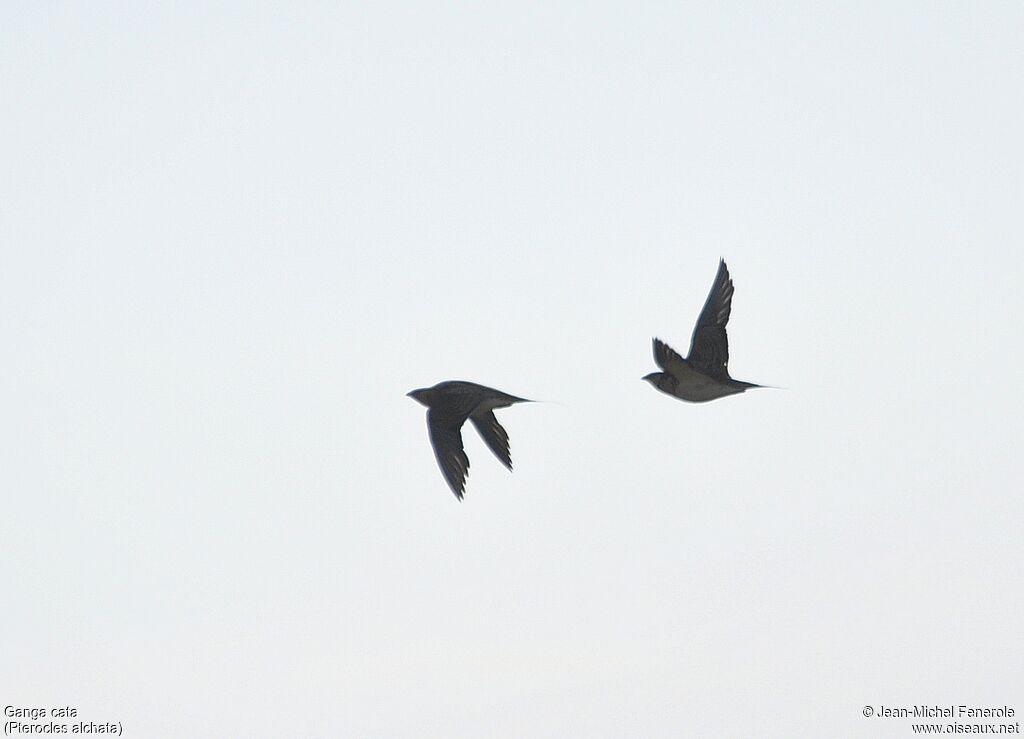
407,381,532,499
643,259,763,402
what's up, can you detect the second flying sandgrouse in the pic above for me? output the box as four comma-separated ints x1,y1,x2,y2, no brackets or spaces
643,259,763,403
407,381,532,499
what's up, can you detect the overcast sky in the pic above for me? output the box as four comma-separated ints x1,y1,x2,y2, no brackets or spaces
3,3,1022,737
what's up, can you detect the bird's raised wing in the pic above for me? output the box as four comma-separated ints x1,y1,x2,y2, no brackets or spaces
470,411,512,470
653,337,688,376
686,259,733,379
426,409,470,499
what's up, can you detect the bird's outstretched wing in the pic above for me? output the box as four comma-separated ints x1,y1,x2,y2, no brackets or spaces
426,409,470,499
470,411,512,470
653,337,688,376
686,259,733,379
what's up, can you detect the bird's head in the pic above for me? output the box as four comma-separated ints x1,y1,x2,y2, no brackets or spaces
406,388,431,406
641,372,661,386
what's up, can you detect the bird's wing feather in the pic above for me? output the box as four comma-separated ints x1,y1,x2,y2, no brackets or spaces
426,409,470,499
653,337,689,376
686,259,733,379
470,411,513,470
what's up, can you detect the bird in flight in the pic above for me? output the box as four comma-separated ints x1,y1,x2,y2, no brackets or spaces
407,381,532,499
643,259,763,403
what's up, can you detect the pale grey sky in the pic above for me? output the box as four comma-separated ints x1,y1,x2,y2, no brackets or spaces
2,3,1022,737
